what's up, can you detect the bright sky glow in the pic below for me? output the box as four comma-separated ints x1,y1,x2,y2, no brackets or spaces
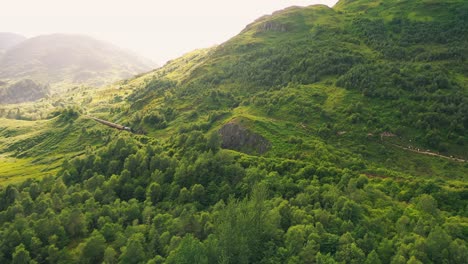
1,0,339,64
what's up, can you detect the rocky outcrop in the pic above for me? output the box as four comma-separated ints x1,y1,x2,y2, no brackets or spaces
258,21,290,33
218,122,270,154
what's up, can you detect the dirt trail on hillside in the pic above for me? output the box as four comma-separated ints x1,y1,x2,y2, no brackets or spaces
388,143,466,163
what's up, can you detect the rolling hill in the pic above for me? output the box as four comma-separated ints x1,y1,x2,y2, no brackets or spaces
127,0,467,156
0,0,466,263
0,34,155,90
0,32,26,52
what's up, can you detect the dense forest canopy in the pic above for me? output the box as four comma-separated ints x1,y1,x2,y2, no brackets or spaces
0,0,467,263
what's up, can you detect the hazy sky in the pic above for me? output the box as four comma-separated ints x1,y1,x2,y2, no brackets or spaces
1,0,338,64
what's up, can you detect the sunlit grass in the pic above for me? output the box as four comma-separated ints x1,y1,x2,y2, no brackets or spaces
0,155,58,185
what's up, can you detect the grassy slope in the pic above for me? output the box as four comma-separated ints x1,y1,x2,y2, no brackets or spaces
94,1,468,206
0,79,140,184
117,1,466,182
0,0,466,189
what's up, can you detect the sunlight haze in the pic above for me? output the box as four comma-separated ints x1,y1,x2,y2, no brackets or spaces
1,0,338,64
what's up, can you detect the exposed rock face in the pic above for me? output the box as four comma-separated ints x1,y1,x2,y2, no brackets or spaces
258,21,290,32
219,122,270,154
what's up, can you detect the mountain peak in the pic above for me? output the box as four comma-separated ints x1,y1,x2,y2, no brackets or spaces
0,32,26,51
0,33,155,89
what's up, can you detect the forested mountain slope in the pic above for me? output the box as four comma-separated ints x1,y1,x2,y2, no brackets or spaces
0,79,50,104
0,0,466,263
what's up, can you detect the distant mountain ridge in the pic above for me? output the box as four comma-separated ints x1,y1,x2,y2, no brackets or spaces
0,33,155,90
0,32,26,51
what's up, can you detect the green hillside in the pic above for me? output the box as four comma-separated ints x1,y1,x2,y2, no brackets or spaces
0,0,466,263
